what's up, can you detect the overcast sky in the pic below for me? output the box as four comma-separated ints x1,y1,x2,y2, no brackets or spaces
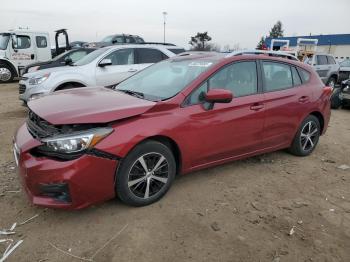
0,0,349,49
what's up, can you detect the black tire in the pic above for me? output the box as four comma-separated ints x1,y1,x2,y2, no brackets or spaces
326,77,336,89
330,88,342,109
116,140,176,206
0,62,15,83
288,115,321,157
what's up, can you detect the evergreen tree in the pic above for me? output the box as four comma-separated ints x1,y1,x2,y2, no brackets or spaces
269,21,284,38
189,32,212,51
256,36,266,49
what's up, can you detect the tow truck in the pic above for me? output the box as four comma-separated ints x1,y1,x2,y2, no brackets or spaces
269,38,319,61
0,28,70,83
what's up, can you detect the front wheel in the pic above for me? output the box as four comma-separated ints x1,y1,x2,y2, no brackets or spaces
288,115,321,156
0,63,14,83
116,140,176,206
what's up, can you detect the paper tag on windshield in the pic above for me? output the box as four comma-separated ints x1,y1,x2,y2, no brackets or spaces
188,62,213,67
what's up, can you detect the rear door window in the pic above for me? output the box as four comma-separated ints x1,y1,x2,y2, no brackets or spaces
317,55,328,65
262,62,293,91
136,48,167,64
297,68,311,83
327,56,336,64
104,48,135,65
291,67,302,86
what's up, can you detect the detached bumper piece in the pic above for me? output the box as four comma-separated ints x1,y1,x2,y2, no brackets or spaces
39,183,71,203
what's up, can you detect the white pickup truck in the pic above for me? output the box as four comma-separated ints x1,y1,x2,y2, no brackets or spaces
0,29,69,83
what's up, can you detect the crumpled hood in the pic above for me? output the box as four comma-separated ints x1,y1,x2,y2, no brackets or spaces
28,87,156,125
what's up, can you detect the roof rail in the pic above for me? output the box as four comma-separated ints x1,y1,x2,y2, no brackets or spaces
141,42,176,46
226,49,298,61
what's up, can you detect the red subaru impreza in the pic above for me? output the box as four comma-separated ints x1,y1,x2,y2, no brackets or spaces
13,52,332,209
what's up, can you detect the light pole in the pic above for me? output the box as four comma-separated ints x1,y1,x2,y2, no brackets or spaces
162,11,167,44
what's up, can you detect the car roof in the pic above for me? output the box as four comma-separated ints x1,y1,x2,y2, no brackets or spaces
101,44,183,51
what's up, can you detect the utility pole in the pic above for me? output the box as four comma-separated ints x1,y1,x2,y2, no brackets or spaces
163,11,167,44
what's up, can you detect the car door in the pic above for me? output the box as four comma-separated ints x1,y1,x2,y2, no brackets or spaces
95,48,138,86
135,48,168,71
181,61,265,168
10,34,36,68
314,55,330,84
261,61,312,149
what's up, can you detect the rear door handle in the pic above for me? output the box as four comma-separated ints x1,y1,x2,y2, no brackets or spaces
298,96,309,103
250,103,264,111
128,69,138,73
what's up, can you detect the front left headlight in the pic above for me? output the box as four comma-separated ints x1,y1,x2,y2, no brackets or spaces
29,73,50,85
37,127,113,156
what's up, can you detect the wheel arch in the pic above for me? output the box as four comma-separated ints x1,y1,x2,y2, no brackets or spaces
0,59,18,77
121,135,182,176
309,111,325,134
54,81,86,91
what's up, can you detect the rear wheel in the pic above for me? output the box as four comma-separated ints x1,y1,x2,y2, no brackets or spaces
0,63,14,83
116,140,176,206
289,115,321,156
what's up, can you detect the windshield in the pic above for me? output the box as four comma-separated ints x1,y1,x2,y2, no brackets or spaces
74,48,107,66
52,50,71,61
0,33,10,50
340,59,350,67
101,35,114,43
116,58,216,101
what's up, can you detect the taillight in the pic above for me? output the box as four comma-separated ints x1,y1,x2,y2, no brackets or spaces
323,86,332,96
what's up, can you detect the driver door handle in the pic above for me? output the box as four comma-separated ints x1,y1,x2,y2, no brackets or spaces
298,96,309,103
250,103,264,111
128,69,138,73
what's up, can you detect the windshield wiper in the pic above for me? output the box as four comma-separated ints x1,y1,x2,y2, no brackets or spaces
117,89,144,99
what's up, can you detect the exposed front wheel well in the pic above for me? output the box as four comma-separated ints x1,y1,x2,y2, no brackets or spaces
55,82,86,91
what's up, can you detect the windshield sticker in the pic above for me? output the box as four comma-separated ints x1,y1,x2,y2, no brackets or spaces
188,62,213,67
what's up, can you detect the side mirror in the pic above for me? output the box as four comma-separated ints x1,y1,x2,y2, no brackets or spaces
11,35,18,51
204,89,233,110
205,89,233,103
64,57,73,65
99,58,112,67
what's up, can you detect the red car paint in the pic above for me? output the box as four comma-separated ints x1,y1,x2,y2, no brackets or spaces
14,54,331,209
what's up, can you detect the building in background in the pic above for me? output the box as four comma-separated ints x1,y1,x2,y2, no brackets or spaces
265,34,350,62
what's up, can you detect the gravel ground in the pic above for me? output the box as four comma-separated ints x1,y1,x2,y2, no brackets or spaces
0,83,349,262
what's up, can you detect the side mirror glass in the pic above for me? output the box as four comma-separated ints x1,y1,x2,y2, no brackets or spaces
204,89,233,108
99,58,112,67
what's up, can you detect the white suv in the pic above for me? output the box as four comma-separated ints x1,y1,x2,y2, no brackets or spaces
19,44,185,102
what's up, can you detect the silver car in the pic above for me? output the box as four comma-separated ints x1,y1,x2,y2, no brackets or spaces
19,44,185,102
339,59,350,82
305,53,340,87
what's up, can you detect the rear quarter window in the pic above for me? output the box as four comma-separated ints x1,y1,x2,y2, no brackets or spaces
297,68,311,83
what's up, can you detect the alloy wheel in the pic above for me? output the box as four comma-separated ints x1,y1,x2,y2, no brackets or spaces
300,121,318,151
0,67,12,82
128,152,169,199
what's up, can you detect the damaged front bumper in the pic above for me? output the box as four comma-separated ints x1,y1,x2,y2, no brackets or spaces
14,123,119,210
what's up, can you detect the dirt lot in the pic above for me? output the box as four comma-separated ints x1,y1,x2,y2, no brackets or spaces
0,83,349,262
